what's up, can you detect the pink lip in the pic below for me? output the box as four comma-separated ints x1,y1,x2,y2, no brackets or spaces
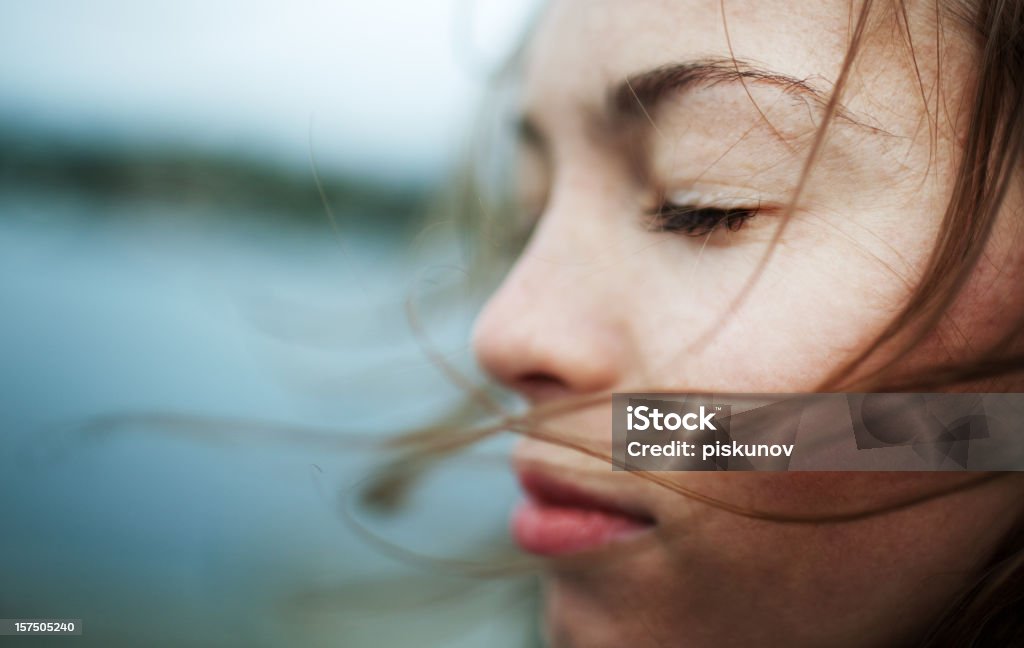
511,470,656,556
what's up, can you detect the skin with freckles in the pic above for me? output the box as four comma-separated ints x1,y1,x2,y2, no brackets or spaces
470,0,1024,646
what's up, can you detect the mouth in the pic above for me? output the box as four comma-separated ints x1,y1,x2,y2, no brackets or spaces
511,467,657,556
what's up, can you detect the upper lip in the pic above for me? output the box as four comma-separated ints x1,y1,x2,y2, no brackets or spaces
514,460,657,525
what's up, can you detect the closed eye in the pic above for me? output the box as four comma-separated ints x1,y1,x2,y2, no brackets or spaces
644,202,761,237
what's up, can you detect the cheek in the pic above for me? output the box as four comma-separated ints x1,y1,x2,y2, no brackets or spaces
623,215,930,390
665,473,1019,609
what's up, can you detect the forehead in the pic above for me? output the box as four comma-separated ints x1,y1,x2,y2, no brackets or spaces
519,0,926,136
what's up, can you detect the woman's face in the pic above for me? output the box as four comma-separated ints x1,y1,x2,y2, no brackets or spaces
471,0,1024,646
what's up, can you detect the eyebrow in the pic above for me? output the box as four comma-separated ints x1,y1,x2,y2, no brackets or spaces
517,56,881,151
609,56,847,122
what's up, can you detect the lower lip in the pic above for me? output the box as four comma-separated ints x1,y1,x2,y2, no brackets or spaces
511,497,654,556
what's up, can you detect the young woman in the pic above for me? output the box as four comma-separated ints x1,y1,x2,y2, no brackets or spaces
461,0,1024,645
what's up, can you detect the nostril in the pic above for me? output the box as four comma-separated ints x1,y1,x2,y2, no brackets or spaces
515,372,572,404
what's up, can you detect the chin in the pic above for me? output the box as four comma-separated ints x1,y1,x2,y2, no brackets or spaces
543,578,618,648
541,572,667,648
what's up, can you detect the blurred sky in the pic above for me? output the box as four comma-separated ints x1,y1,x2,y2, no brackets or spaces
0,0,541,181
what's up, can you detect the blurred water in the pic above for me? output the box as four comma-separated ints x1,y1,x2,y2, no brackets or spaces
0,191,536,647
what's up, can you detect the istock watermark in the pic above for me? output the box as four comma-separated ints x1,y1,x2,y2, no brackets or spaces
612,393,1024,471
626,404,718,432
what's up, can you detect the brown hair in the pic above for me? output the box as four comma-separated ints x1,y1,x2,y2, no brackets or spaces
823,0,1024,393
871,1,1024,641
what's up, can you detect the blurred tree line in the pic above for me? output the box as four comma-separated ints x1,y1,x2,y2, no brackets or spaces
0,127,431,235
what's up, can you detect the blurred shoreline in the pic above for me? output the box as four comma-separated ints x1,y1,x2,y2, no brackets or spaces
0,125,433,235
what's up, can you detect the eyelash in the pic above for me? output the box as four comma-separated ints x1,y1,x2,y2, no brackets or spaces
645,201,761,237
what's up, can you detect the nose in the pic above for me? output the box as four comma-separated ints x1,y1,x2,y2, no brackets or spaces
471,215,629,405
